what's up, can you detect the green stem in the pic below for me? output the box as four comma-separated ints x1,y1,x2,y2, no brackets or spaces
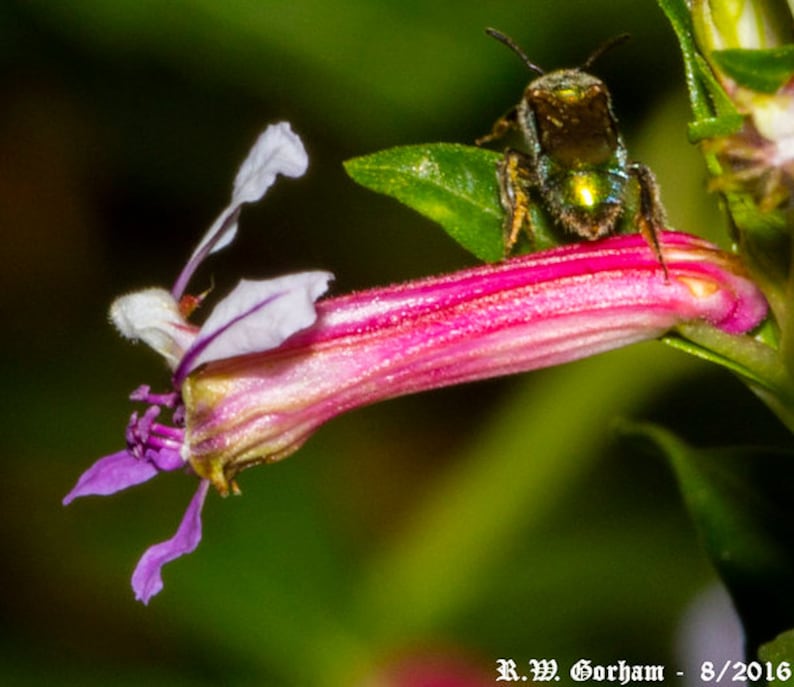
666,322,794,431
780,241,794,380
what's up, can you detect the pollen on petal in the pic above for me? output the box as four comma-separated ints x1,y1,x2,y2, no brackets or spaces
676,275,720,299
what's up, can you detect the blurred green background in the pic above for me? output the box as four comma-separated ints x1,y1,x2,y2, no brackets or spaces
2,1,790,685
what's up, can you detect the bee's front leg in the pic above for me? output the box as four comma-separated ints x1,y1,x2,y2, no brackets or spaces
629,161,668,277
498,149,537,257
476,107,518,146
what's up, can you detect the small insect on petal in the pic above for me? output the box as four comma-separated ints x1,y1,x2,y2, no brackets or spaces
176,271,333,381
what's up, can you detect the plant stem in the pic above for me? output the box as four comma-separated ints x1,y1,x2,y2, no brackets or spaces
669,322,794,431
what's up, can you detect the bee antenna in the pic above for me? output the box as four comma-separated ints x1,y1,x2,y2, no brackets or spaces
581,33,631,71
484,27,544,76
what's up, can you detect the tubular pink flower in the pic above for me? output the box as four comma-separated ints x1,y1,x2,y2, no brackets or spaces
63,124,768,604
183,231,767,494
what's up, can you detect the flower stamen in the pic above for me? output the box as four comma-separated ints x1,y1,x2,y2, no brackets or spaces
129,385,179,407
125,400,186,470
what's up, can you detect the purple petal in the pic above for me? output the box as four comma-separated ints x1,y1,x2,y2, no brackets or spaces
175,271,332,382
145,448,185,472
131,479,210,604
63,450,158,505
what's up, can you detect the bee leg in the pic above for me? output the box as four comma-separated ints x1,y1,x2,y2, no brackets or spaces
476,107,518,146
498,149,536,257
628,161,668,278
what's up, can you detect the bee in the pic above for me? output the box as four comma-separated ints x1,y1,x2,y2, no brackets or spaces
477,28,666,267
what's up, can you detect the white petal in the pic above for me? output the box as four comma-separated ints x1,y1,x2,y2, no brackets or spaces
232,121,308,207
188,122,308,262
191,209,239,266
181,271,332,374
110,288,197,368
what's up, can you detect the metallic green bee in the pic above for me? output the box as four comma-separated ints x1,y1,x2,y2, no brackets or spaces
477,28,666,265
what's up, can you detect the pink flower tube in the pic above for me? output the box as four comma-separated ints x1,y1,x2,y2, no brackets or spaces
184,231,767,494
63,124,768,603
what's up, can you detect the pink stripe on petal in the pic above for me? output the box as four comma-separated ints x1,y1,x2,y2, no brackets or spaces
131,479,210,604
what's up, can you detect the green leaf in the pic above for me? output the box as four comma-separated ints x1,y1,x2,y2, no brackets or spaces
657,0,713,121
344,143,506,262
662,320,786,390
759,628,794,663
657,0,743,142
687,115,744,142
661,332,770,389
622,421,794,655
712,46,794,94
686,55,744,142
